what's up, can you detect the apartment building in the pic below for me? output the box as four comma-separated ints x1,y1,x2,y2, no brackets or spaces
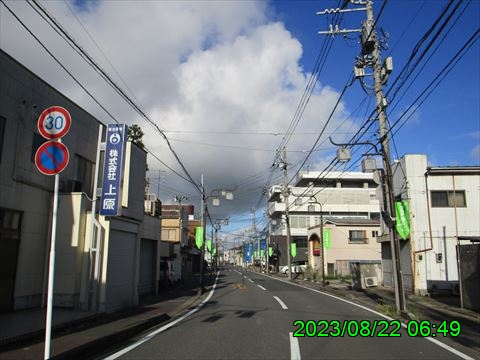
267,171,381,276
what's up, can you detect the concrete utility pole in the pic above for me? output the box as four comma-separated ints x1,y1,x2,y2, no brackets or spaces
199,174,206,294
318,0,406,314
366,0,407,315
252,207,260,272
282,148,293,280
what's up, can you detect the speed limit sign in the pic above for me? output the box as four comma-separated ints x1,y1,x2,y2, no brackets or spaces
37,106,71,140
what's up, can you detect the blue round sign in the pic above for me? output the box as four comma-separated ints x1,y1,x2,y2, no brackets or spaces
35,141,69,175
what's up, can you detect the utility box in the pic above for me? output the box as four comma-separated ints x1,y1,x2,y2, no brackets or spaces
362,158,377,173
337,147,351,162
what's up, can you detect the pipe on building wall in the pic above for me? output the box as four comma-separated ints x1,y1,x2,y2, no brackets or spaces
452,174,464,308
412,172,434,293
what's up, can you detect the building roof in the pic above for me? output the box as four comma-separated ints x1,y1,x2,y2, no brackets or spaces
294,171,376,187
323,217,380,226
426,166,480,176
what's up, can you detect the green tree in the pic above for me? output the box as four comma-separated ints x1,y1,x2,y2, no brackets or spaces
127,124,145,149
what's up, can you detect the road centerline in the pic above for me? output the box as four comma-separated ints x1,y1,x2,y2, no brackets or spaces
257,284,267,291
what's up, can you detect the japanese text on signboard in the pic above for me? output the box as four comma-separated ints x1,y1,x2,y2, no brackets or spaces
100,124,128,216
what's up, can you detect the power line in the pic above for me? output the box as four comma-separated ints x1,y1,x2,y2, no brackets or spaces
27,0,202,195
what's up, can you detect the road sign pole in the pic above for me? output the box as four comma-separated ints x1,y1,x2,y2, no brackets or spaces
44,171,60,360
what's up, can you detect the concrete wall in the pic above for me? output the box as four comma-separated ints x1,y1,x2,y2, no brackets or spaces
54,193,90,307
0,50,100,309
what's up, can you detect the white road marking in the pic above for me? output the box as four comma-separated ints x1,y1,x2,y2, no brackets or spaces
233,269,242,275
248,278,254,283
104,271,221,360
257,285,267,291
255,271,474,360
273,296,288,310
290,332,301,360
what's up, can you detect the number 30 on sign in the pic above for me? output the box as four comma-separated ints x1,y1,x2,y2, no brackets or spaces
37,106,72,140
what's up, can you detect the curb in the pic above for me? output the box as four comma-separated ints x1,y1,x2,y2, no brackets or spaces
52,313,170,360
53,280,212,359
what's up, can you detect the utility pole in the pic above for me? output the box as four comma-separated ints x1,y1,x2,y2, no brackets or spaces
199,174,206,294
281,148,292,280
252,207,259,272
318,0,406,315
366,0,407,316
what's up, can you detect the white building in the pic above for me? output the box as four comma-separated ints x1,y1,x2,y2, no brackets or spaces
268,171,381,275
389,154,480,298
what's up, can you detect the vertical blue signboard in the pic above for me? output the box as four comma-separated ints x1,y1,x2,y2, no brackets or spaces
100,124,128,216
244,243,253,263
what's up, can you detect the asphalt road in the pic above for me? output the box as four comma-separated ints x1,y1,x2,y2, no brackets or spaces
104,267,473,360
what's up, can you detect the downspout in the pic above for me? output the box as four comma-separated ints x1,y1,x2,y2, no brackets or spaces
413,172,434,293
452,175,464,309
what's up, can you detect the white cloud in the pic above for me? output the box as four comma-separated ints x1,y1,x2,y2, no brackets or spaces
470,144,480,163
1,0,351,219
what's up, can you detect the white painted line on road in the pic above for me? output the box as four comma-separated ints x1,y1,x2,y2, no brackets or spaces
243,275,248,278
257,285,267,291
256,272,475,360
248,278,254,283
289,332,301,360
233,269,242,275
104,271,221,360
273,296,288,310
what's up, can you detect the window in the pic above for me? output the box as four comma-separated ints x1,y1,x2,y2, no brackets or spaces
431,190,466,207
72,155,94,194
31,133,46,162
161,228,177,241
295,237,308,248
289,215,307,229
372,230,378,238
349,230,368,244
370,212,380,220
0,116,5,164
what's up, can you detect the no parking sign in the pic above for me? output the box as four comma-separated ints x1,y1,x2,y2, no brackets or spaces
35,141,69,175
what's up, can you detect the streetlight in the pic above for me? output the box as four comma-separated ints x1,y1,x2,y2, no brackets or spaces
213,218,229,271
199,183,235,293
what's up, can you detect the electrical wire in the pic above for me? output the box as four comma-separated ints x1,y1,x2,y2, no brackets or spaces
27,0,202,195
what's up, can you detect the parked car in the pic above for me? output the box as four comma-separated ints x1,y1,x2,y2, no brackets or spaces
279,261,307,274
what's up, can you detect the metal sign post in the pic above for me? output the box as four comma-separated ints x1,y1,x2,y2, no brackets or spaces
35,106,71,360
44,172,59,360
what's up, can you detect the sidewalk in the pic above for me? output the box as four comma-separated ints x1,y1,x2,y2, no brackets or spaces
0,274,215,360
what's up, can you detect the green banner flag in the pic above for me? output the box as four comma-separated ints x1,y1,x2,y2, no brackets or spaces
395,200,410,240
213,247,217,256
206,240,212,253
260,250,265,258
195,227,204,249
254,250,258,259
290,243,297,258
268,246,273,257
323,228,331,250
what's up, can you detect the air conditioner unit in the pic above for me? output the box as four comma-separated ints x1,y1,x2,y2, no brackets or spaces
364,277,378,288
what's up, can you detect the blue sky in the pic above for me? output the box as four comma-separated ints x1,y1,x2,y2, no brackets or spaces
1,0,478,245
273,0,480,166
